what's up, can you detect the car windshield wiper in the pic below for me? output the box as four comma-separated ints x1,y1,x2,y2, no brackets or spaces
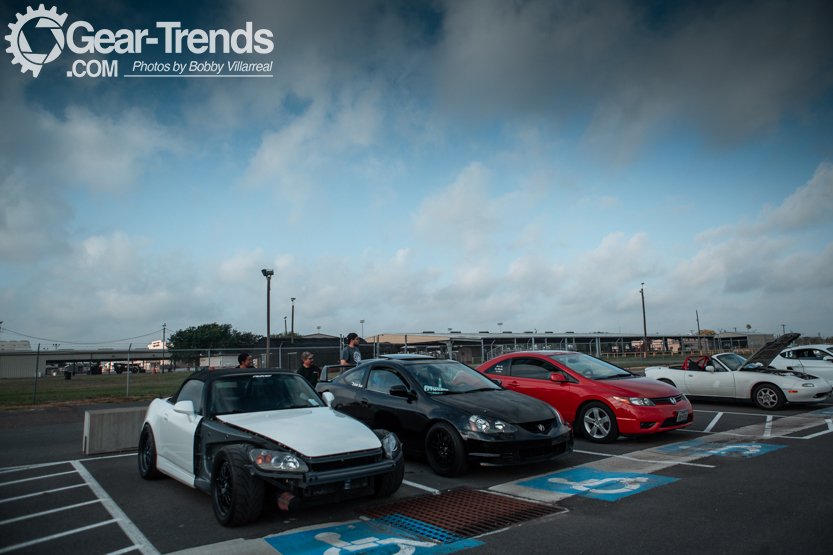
463,387,499,393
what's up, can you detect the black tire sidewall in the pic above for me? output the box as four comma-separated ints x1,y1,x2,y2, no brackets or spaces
211,446,264,526
138,425,159,479
424,422,468,477
753,384,785,410
579,401,619,443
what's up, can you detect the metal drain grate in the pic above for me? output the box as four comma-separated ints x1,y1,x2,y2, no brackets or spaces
361,488,564,539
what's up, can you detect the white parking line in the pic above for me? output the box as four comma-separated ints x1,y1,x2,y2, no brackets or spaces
574,449,716,469
0,519,116,554
0,453,134,475
402,480,440,494
104,547,141,555
0,471,78,488
798,419,833,439
703,412,723,433
0,483,87,504
71,461,160,555
0,499,101,526
763,415,773,438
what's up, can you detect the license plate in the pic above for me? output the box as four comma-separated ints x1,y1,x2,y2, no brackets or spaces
676,410,689,422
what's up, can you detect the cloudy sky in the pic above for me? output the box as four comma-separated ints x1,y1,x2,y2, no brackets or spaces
1,0,832,347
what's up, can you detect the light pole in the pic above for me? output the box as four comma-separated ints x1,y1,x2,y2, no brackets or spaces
284,316,288,335
291,298,296,343
162,323,166,373
262,269,273,367
781,324,786,336
360,320,365,337
640,283,648,357
317,326,321,334
498,322,503,333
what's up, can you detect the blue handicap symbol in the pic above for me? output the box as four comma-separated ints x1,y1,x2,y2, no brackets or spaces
812,407,833,416
656,439,785,458
265,518,482,555
517,467,678,501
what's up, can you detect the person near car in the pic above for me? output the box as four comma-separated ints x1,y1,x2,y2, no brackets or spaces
297,352,321,386
340,333,362,366
237,353,253,368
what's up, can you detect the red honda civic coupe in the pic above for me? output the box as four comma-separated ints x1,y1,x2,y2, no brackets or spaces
476,351,693,443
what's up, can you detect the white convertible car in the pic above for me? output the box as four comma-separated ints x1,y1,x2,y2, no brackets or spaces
139,368,404,526
645,333,832,410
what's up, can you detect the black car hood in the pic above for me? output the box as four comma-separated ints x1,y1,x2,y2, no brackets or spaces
745,333,800,368
434,389,555,423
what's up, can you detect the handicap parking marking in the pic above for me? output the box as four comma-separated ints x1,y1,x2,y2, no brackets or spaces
656,439,786,458
516,467,678,502
811,407,833,416
265,518,482,555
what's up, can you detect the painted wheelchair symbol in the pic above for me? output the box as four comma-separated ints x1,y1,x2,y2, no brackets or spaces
315,531,436,555
548,475,649,494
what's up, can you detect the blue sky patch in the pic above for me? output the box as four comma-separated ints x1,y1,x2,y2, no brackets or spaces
517,467,678,501
265,519,481,555
657,439,786,458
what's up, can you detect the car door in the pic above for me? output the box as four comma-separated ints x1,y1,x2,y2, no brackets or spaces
360,364,427,451
684,356,736,396
156,380,204,475
504,357,574,418
327,366,369,419
795,349,833,382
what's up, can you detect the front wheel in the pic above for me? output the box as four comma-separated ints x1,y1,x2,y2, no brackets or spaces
211,446,265,526
424,423,468,477
374,456,405,497
579,402,619,443
753,383,785,410
138,425,160,479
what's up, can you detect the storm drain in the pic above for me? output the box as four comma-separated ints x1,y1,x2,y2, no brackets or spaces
360,488,565,540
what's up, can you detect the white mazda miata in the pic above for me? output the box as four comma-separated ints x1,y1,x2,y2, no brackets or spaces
645,334,832,410
139,368,404,526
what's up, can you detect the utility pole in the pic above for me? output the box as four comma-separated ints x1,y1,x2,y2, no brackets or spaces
640,283,648,357
262,270,274,367
161,323,166,373
291,298,296,343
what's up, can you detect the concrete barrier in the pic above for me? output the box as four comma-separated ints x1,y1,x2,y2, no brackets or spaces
83,406,148,455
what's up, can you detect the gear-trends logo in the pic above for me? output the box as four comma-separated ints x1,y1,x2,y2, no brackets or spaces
5,4,67,77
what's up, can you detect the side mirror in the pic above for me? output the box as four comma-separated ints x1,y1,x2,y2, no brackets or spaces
549,373,567,383
491,378,502,386
174,400,195,415
322,391,335,407
390,385,416,400
705,365,715,372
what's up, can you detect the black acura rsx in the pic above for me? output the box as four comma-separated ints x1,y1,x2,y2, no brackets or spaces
315,355,573,476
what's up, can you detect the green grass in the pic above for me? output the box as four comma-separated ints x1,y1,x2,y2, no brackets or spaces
0,373,189,408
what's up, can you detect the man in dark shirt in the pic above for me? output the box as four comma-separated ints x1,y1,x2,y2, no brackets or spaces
237,353,253,368
340,333,362,366
297,352,320,386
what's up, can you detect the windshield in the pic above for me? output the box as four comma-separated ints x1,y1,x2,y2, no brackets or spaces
209,374,322,415
407,361,501,395
714,353,747,371
548,353,633,380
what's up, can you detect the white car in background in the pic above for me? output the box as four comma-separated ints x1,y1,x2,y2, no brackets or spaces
645,333,832,410
769,344,833,384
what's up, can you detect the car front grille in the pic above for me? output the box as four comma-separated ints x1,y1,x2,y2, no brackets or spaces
517,418,557,434
518,441,568,461
307,450,382,473
651,394,685,405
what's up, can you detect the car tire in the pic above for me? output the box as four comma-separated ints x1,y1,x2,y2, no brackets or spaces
752,383,785,410
211,445,265,526
374,455,405,497
658,378,676,388
579,402,619,443
424,422,469,477
138,425,160,480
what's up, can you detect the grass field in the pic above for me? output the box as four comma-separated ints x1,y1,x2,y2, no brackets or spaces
0,372,190,408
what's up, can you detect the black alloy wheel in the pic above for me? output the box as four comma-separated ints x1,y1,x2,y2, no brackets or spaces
424,422,468,477
138,425,160,479
211,445,265,526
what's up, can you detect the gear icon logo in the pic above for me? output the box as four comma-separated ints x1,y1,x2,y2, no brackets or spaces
5,4,67,77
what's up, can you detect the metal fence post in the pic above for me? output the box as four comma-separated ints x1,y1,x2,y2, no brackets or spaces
32,343,40,404
126,343,132,397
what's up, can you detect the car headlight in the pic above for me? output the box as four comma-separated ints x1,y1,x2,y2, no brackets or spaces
249,449,308,473
381,432,401,459
612,396,655,406
802,383,815,388
469,415,517,434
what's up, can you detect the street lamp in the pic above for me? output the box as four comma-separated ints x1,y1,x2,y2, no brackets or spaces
781,324,786,336
261,269,274,367
498,322,503,333
284,316,288,334
640,283,648,357
291,298,296,343
360,320,365,337
317,325,321,334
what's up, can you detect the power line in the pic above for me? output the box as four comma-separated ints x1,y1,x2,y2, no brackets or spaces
0,327,164,345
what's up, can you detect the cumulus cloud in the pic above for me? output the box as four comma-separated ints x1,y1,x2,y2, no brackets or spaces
758,162,833,232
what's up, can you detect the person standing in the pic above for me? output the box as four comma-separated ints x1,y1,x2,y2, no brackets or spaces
340,333,362,366
237,353,253,368
297,352,321,386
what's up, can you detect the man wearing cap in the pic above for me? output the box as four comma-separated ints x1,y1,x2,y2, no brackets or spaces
297,352,320,386
340,333,362,366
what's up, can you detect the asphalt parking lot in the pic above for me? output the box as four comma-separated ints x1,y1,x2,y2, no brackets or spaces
1,399,832,555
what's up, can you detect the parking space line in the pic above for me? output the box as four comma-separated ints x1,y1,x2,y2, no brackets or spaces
703,412,723,433
0,471,77,488
799,419,833,439
0,483,87,504
70,461,160,555
574,449,716,469
0,519,117,554
104,547,141,555
0,454,135,476
695,409,784,417
0,499,101,526
402,480,440,494
763,415,773,438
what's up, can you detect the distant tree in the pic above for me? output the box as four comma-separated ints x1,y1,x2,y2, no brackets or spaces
168,323,262,363
270,332,302,339
746,324,752,331
700,329,716,335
